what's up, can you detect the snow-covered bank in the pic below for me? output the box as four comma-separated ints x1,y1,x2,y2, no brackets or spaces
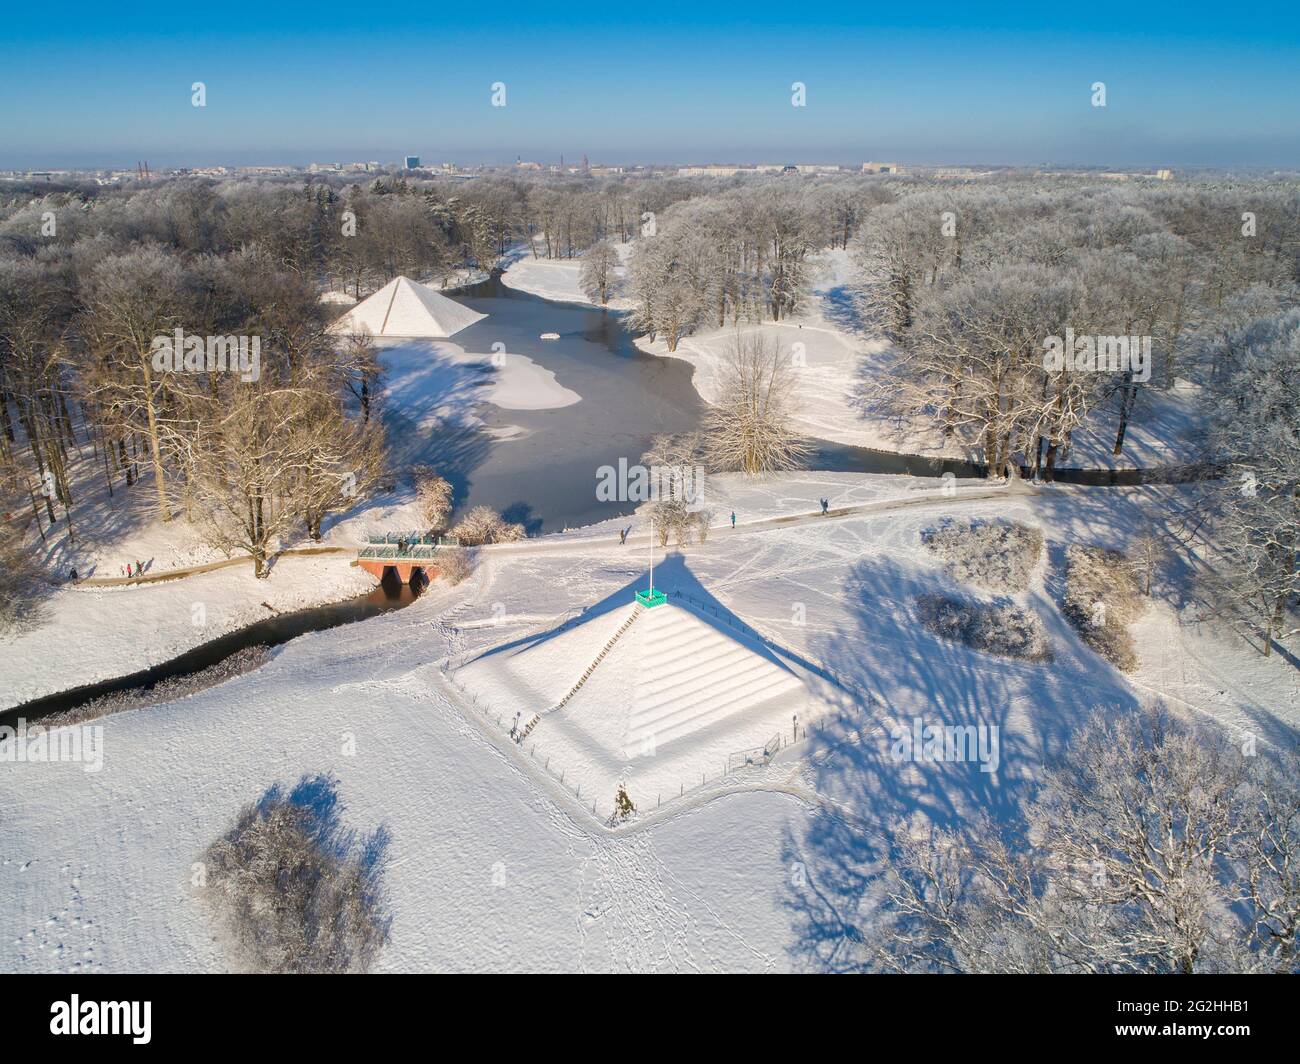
613,246,1204,469
499,239,633,310
0,554,374,711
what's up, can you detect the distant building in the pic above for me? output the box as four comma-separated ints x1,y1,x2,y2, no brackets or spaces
795,164,841,174
1155,168,1173,181
404,156,421,170
929,167,995,180
862,161,901,174
677,165,746,176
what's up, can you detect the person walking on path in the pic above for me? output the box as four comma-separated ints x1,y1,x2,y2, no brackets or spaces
618,526,630,545
730,511,736,529
820,497,829,515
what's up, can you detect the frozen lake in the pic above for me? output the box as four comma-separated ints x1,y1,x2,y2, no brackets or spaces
398,277,985,533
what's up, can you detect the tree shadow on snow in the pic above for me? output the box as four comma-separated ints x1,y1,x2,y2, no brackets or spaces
777,552,1145,971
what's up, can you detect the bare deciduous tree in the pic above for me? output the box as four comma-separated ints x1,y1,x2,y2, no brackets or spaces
412,467,454,534
579,238,619,305
705,332,811,475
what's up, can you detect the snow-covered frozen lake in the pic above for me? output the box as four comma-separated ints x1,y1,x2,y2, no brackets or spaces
389,278,987,534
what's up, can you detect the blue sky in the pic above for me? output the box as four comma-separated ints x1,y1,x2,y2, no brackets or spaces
2,1,1298,169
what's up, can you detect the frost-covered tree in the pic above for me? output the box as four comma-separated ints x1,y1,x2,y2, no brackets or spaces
877,264,1077,477
705,332,810,475
200,773,391,974
450,505,524,545
579,238,619,305
858,706,1299,973
412,468,454,533
79,245,190,521
1204,310,1300,655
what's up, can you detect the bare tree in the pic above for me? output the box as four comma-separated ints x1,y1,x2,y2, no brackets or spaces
79,246,189,521
579,238,619,305
705,331,811,475
1128,529,1169,596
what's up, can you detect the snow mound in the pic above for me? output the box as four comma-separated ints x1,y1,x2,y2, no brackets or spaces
327,276,487,338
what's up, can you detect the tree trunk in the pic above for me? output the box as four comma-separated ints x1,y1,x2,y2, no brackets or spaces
140,360,171,520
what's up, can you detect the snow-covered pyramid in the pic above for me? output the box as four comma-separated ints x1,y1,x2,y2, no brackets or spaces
327,275,487,338
457,600,812,794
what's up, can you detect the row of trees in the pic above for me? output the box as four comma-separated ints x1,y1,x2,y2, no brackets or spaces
0,218,388,583
853,181,1300,477
624,183,864,349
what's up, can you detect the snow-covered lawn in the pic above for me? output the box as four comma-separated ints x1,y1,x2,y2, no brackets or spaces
1,480,1295,971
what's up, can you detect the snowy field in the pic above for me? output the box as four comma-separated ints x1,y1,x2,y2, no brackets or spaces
4,479,1293,972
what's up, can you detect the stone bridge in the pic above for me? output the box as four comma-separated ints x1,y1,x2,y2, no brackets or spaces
357,533,458,585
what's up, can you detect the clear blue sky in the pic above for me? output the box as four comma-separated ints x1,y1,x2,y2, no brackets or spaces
3,1,1298,169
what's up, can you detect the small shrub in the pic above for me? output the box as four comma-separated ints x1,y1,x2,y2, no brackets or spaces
46,646,272,726
643,497,698,547
1062,544,1144,671
921,519,1044,592
199,773,391,973
450,506,524,545
436,547,476,586
411,467,453,533
916,593,1052,661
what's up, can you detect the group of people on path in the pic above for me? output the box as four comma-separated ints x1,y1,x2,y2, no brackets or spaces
615,513,739,545
612,500,834,548
122,560,145,579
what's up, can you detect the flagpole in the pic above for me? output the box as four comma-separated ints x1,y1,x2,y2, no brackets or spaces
648,516,654,593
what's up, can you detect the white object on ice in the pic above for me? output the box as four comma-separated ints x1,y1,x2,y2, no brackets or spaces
540,332,561,341
327,276,487,338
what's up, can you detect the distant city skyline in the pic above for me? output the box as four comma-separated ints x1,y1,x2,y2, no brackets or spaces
4,1,1299,170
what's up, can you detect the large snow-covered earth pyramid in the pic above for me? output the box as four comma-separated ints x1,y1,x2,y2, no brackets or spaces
455,597,830,811
327,275,487,338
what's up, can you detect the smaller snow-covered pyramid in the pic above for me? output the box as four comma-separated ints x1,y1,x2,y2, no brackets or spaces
327,276,487,338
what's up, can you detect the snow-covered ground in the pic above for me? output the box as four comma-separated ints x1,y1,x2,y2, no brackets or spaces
1,555,373,710
3,478,1294,971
